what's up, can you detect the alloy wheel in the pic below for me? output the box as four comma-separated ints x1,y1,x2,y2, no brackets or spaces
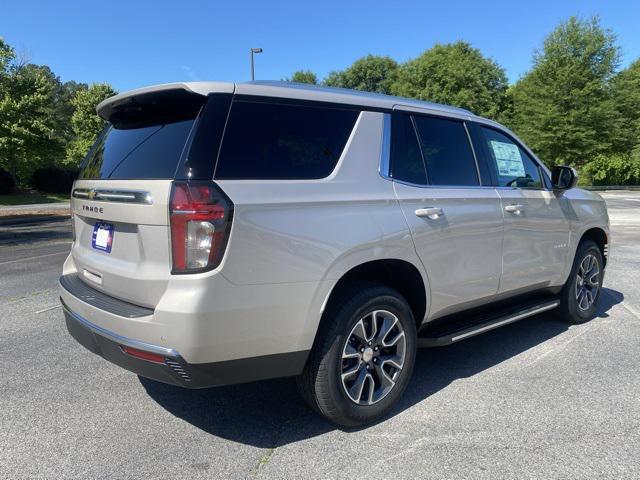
340,310,406,405
575,253,599,311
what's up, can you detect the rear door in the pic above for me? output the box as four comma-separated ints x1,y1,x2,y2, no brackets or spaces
390,111,504,319
471,124,571,294
69,88,231,307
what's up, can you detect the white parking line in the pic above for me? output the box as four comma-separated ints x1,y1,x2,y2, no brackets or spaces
35,305,61,314
0,251,67,266
622,302,640,320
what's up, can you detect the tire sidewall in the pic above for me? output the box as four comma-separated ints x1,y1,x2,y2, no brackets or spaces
564,241,603,322
320,289,417,426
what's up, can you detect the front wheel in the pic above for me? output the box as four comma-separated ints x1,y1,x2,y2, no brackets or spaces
297,283,417,427
558,240,604,323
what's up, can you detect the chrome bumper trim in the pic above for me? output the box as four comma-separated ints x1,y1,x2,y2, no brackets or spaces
61,299,179,357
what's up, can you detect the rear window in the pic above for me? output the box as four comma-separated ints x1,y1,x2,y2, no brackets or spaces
214,100,359,180
79,120,195,180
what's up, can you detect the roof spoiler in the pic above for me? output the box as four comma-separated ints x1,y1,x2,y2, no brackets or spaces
96,82,234,127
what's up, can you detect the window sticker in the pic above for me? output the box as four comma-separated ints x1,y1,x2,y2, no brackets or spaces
490,140,525,177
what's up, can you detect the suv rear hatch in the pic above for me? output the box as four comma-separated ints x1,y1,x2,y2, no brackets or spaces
69,84,233,308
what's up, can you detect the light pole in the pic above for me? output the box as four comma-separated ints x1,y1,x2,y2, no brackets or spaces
250,47,262,81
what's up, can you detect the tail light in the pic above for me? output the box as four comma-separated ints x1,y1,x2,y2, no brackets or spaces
169,181,233,274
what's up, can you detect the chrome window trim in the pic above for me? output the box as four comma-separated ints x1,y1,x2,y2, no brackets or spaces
61,299,179,357
379,110,487,190
378,113,392,178
72,188,153,205
390,177,500,191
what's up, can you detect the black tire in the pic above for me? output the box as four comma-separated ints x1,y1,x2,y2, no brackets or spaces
558,240,604,324
297,283,417,427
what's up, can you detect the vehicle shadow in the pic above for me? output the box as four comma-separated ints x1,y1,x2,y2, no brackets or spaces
140,287,623,448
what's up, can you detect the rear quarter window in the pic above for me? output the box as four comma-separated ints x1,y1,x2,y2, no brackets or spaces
214,100,359,180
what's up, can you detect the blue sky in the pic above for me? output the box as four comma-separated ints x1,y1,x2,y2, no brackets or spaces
1,0,639,92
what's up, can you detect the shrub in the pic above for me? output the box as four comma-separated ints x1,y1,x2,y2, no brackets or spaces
581,151,640,186
30,167,80,194
0,168,15,194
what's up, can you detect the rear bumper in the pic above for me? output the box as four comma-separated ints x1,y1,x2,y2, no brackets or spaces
60,277,310,389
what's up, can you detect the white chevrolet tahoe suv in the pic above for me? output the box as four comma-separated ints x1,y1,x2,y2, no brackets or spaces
60,81,610,426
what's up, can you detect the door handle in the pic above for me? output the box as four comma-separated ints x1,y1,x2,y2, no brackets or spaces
415,207,444,220
504,204,525,214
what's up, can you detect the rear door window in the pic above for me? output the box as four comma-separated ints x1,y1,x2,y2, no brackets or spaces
390,112,427,185
412,115,479,186
214,100,359,180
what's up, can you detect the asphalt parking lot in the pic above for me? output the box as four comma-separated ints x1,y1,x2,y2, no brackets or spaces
1,192,639,479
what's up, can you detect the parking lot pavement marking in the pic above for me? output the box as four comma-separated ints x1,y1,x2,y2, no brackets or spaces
621,302,640,320
523,320,602,367
34,304,61,314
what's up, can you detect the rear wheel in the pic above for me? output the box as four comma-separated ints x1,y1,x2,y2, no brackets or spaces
558,240,603,323
297,283,417,427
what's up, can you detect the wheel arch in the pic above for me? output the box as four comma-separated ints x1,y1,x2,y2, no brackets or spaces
578,227,608,267
318,259,428,334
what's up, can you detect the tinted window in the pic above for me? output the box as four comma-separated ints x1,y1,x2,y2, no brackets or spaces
214,101,359,180
390,113,427,184
79,120,195,179
178,93,232,180
479,127,542,188
413,116,479,186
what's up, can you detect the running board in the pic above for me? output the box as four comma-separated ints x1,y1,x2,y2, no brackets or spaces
417,299,560,347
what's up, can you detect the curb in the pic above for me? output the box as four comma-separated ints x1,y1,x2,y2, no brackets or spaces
0,214,70,227
584,186,640,191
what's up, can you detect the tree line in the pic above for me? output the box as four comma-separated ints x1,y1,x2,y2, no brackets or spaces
287,17,640,185
0,38,116,192
1,15,639,193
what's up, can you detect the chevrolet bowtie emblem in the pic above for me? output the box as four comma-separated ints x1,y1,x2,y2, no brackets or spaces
88,190,97,200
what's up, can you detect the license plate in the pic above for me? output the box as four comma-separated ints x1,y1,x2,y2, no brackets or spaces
92,222,114,253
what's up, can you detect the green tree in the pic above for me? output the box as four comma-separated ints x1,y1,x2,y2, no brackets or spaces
286,70,318,84
0,39,12,71
20,64,87,159
324,55,398,94
392,41,508,119
508,17,621,166
0,40,59,184
612,59,640,153
66,83,116,164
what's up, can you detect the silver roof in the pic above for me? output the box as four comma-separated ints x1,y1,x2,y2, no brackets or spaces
238,81,474,116
97,80,477,120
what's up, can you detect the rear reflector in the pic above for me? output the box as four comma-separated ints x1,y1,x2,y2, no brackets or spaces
169,181,233,273
120,346,166,364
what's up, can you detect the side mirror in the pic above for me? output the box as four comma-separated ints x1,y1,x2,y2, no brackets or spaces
551,166,578,190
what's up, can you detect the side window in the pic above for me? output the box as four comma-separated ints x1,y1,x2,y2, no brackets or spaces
413,116,479,186
214,100,359,180
390,113,427,185
479,127,542,188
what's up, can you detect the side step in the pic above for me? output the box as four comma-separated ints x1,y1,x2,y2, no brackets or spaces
417,299,560,347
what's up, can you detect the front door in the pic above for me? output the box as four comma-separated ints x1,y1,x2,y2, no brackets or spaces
473,125,571,294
